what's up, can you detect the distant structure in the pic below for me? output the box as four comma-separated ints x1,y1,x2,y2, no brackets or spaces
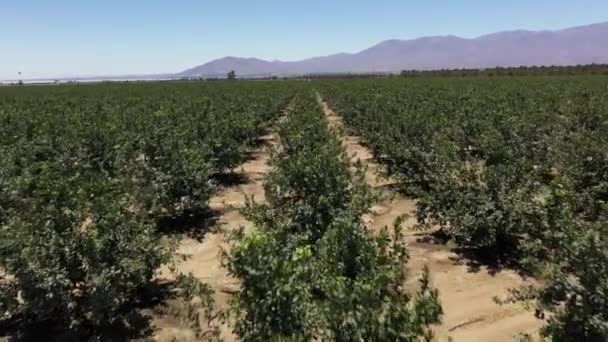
227,70,236,80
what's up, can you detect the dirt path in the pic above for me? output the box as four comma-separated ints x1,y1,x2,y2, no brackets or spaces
152,126,280,341
318,94,543,342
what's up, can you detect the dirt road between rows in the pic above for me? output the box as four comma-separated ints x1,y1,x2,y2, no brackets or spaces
151,125,280,341
318,94,543,342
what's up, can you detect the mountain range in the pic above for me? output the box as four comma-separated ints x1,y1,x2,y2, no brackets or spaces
180,22,608,77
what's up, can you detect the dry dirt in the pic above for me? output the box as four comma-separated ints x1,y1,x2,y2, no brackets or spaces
151,128,279,341
318,95,543,342
150,94,542,342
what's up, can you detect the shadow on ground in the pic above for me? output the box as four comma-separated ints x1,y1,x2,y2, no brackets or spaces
414,229,529,276
0,281,174,342
157,207,221,241
211,171,251,188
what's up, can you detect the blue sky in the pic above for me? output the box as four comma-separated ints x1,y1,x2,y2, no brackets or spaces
1,0,607,79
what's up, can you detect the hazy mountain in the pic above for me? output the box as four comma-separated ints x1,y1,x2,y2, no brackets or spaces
180,22,608,77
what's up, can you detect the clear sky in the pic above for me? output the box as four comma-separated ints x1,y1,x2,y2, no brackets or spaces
1,0,607,80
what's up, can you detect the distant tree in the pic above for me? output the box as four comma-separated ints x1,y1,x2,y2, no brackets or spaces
227,70,236,80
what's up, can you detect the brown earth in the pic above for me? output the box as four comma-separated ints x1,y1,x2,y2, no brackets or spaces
318,94,543,342
150,128,280,341
149,94,542,341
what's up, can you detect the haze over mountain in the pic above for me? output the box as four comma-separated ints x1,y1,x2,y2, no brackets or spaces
180,22,608,77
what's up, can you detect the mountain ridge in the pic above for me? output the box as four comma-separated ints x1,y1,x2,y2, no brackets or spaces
180,21,608,76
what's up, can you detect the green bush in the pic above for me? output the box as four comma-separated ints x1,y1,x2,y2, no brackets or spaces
0,174,169,331
320,76,608,340
225,91,442,341
0,81,294,337
538,224,608,341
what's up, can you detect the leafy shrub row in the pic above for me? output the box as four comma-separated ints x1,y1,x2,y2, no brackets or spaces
224,90,442,341
320,76,608,340
0,81,291,337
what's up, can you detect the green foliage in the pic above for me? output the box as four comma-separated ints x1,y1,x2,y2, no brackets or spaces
320,76,608,258
225,90,442,341
319,75,608,340
538,224,608,341
6,74,607,340
399,63,608,77
225,230,317,341
315,218,442,342
0,180,169,330
251,92,358,244
0,81,293,337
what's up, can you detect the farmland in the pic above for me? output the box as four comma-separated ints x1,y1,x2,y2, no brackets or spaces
0,81,293,340
0,75,607,341
319,76,608,340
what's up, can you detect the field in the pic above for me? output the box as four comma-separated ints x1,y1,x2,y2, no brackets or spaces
0,75,607,341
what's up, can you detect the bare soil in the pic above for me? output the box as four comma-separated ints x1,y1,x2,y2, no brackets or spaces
151,130,279,341
319,95,543,342
149,95,542,341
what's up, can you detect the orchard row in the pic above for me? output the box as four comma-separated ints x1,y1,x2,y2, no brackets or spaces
0,81,292,337
320,76,608,340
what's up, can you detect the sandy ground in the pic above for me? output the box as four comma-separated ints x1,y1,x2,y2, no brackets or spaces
150,94,542,341
151,127,280,341
318,95,543,342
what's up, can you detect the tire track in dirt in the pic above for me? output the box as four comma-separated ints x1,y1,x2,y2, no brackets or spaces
151,122,282,341
318,93,543,342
